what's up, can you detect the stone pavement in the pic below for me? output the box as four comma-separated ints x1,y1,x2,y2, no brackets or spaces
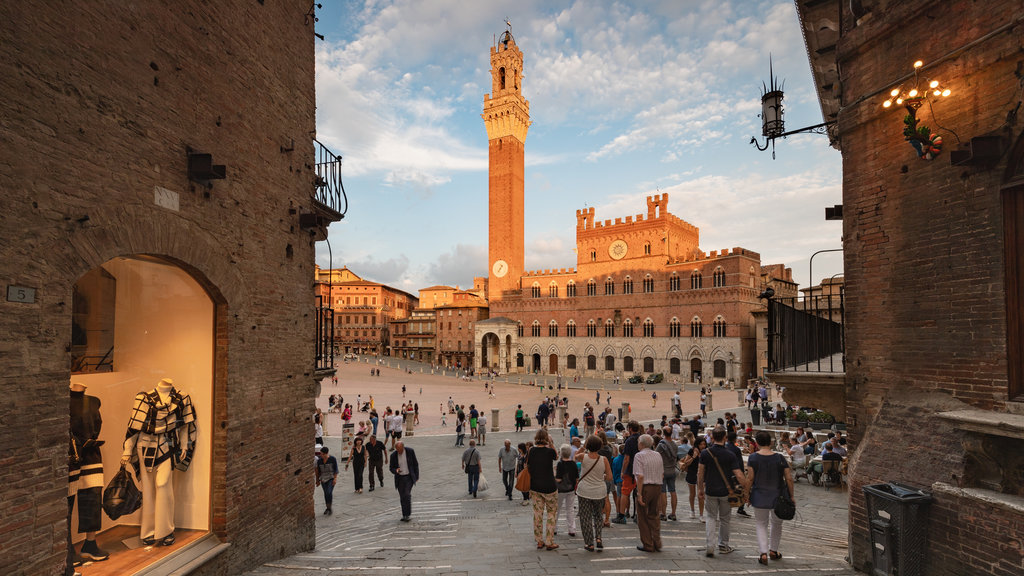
244,430,860,575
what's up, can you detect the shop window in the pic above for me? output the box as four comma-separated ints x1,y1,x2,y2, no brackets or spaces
69,256,214,570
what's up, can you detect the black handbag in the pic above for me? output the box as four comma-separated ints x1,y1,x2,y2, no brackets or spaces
103,464,143,520
773,454,796,520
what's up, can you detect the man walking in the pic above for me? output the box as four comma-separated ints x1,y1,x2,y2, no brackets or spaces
389,410,404,450
632,434,664,552
462,439,482,497
365,435,387,492
656,427,680,521
389,441,419,522
672,391,681,418
315,446,338,515
698,428,747,557
498,439,518,501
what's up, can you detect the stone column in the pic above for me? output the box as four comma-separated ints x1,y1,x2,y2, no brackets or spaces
491,408,500,432
705,392,714,412
620,401,631,423
405,409,415,437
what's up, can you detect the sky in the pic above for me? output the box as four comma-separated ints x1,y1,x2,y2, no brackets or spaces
313,0,844,293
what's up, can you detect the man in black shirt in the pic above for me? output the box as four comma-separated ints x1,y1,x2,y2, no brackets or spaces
365,435,387,491
726,430,750,517
698,427,747,557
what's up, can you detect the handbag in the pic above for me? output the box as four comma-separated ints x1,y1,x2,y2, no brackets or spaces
515,465,531,492
103,464,143,520
773,454,796,520
708,447,745,508
573,455,602,495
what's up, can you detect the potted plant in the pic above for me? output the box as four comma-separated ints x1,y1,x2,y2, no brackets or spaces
807,411,836,430
786,408,809,429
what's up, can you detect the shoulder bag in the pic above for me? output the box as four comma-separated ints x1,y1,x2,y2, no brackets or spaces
772,453,796,520
514,449,532,492
708,447,745,508
573,455,601,494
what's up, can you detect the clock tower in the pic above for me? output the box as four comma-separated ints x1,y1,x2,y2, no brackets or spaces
483,28,530,301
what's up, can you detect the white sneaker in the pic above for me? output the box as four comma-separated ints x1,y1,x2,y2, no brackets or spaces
700,515,706,523
689,511,696,519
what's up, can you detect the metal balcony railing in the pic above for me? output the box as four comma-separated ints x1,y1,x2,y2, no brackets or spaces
315,295,335,372
767,289,845,373
313,138,348,221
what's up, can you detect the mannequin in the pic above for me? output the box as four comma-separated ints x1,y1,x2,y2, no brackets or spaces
68,382,108,570
122,378,197,546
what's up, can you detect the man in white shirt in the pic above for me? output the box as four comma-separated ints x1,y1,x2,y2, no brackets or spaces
389,411,404,449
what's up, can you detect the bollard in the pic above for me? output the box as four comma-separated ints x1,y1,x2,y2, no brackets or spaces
405,409,415,437
737,390,746,406
706,392,714,412
620,402,631,423
491,408,500,432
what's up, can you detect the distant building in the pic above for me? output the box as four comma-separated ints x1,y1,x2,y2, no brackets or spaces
315,266,418,355
390,308,437,363
436,291,489,369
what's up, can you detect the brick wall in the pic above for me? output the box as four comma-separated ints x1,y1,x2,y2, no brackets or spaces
829,0,1024,573
0,1,319,574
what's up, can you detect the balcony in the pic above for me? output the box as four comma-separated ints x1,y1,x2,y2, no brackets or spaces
766,290,846,419
301,139,348,240
314,294,335,374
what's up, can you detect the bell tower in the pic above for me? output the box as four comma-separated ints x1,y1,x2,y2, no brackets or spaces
483,28,530,301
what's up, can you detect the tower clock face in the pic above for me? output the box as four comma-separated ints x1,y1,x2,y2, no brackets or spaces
492,259,509,278
608,239,628,260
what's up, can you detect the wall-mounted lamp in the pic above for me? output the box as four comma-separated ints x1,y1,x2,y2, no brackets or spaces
881,60,952,160
750,57,835,159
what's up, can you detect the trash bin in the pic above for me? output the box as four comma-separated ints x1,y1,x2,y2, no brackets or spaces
749,408,761,426
862,482,932,576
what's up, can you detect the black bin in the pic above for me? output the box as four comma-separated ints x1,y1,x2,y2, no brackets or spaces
862,482,932,576
749,408,761,426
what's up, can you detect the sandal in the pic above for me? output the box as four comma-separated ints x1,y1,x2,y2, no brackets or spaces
584,544,595,552
759,553,769,565
595,538,603,550
769,550,782,560
546,543,559,550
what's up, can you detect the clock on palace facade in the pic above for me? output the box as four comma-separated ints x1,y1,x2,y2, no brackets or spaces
492,259,509,278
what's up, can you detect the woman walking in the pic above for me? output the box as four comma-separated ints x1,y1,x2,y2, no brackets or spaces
527,430,559,550
346,436,366,493
516,442,531,505
746,430,795,565
555,444,579,537
682,436,707,520
575,435,613,552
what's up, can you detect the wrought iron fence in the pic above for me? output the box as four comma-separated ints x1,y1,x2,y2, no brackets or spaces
315,295,335,372
767,289,845,373
313,138,348,219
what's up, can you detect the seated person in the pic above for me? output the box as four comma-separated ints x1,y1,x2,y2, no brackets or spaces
832,437,848,457
810,443,844,485
789,442,809,481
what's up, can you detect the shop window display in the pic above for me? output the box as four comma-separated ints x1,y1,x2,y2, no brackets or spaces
68,256,214,575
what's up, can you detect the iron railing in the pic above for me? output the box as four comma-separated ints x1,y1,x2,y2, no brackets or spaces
767,289,845,373
313,138,348,220
315,295,335,372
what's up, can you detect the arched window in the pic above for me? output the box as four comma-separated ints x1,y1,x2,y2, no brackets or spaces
499,66,506,90
566,281,577,297
690,270,703,289
691,317,703,338
623,356,634,372
531,320,540,337
590,250,597,262
549,281,558,298
567,355,577,369
643,357,654,372
623,276,633,294
670,273,680,291
713,267,726,287
604,355,615,371
566,320,577,338
669,357,681,374
644,242,651,255
516,353,524,367
604,319,614,337
713,316,727,337
643,274,654,293
622,319,634,337
549,320,558,337
587,319,597,338
587,355,597,370
517,322,524,337
531,282,540,298
643,318,655,337
669,317,681,338
604,278,615,295
714,359,727,378
587,279,597,296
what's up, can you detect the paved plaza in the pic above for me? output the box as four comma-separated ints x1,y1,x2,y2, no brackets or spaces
244,360,859,576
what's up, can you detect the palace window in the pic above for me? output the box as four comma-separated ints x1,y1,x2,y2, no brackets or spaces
713,317,727,338
604,278,615,295
587,320,597,338
643,357,654,372
604,319,614,337
643,318,655,337
517,323,524,337
623,356,634,372
531,283,541,298
587,355,597,370
605,355,615,371
669,358,681,374
691,271,703,289
531,321,541,337
590,250,597,262
691,318,703,338
669,273,680,291
587,279,597,296
549,320,558,337
622,319,633,338
623,277,633,294
549,282,558,298
566,320,577,338
644,242,651,255
566,281,577,297
713,267,725,287
643,275,654,293
567,355,576,369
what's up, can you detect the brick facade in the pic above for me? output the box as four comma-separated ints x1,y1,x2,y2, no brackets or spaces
0,2,324,574
797,0,1024,573
316,267,418,355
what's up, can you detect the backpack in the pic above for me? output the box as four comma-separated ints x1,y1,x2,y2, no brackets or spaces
584,412,595,426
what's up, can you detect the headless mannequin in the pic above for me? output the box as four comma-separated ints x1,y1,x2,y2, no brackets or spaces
122,377,197,546
68,381,108,570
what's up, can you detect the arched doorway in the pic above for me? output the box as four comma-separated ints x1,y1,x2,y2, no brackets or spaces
480,332,499,369
532,353,541,373
690,358,703,383
548,354,558,374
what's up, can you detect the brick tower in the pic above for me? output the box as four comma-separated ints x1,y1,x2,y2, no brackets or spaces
483,28,530,301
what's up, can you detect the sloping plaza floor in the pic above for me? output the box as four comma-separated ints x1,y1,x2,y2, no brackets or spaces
242,359,861,576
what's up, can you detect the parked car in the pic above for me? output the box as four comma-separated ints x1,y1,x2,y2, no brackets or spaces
628,374,644,384
645,373,664,384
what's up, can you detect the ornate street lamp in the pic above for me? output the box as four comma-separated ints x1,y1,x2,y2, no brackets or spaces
750,57,835,159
